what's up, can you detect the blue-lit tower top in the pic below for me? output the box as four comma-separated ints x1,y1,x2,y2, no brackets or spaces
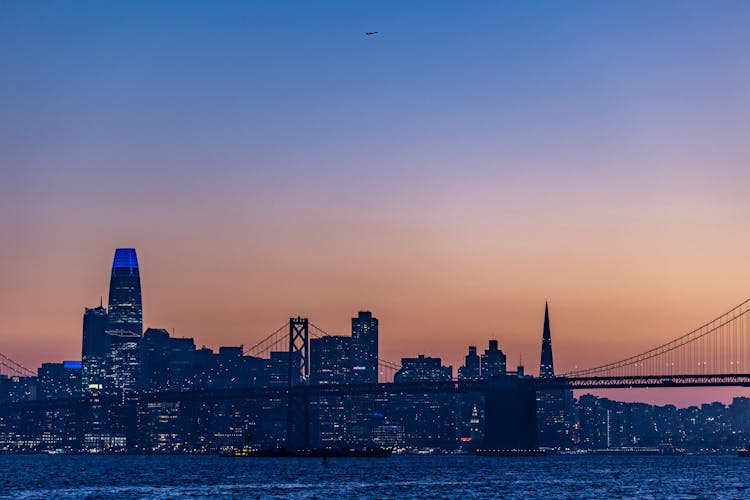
107,248,143,336
111,248,139,276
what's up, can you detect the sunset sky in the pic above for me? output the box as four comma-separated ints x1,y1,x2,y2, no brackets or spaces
2,1,750,406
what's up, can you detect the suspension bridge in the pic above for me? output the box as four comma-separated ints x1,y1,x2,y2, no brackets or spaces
2,299,750,452
2,298,750,388
199,298,750,390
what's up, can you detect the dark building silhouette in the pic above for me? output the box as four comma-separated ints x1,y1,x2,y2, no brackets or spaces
483,376,538,450
350,311,379,443
140,328,201,391
396,355,452,382
457,345,483,444
38,361,82,399
105,332,141,393
81,303,108,392
458,346,480,380
535,301,575,448
540,301,554,378
480,340,507,378
351,311,378,383
107,248,143,336
310,335,352,445
393,355,456,447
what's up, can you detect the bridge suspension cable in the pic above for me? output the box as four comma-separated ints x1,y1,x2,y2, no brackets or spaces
0,352,35,377
243,322,290,358
564,299,750,378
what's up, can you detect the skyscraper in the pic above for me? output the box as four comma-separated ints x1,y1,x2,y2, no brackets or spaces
458,346,480,380
351,311,378,384
539,301,554,378
536,301,575,448
107,248,143,336
81,302,108,392
350,311,378,443
480,339,507,378
394,355,456,446
104,248,143,394
310,336,352,445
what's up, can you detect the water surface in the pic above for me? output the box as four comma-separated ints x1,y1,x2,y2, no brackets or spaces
0,455,747,498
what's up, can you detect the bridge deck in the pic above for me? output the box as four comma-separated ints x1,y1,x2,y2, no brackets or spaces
5,374,750,412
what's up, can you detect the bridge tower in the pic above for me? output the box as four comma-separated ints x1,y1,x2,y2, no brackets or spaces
286,317,310,450
288,317,309,384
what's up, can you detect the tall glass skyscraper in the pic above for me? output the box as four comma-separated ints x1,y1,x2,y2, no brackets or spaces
107,248,143,336
102,248,143,394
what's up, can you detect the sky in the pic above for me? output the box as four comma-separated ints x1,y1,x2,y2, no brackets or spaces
1,1,750,406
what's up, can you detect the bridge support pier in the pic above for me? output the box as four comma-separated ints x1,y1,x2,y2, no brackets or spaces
286,317,310,451
483,376,538,451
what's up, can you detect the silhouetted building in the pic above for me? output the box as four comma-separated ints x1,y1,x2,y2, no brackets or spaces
393,355,456,446
38,361,82,399
535,302,575,448
140,328,203,391
81,303,108,392
351,311,378,383
730,397,750,435
350,311,379,443
480,340,506,378
310,335,352,445
458,346,480,380
458,345,484,443
396,355,452,382
260,351,300,445
540,302,554,378
483,376,538,450
105,331,141,394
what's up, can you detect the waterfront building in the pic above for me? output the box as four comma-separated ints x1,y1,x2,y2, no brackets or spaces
310,335,352,445
393,355,456,447
457,345,484,443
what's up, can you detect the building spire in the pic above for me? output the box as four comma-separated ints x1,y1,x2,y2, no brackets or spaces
540,301,554,378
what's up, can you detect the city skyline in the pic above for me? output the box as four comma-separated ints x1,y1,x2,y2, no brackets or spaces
2,2,750,408
5,245,750,408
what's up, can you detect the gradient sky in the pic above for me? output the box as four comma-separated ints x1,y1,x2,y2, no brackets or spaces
2,1,750,406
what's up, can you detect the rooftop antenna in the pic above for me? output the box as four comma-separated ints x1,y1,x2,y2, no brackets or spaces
99,296,103,308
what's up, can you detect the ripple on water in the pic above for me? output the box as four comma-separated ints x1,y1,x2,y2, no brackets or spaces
0,455,748,499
